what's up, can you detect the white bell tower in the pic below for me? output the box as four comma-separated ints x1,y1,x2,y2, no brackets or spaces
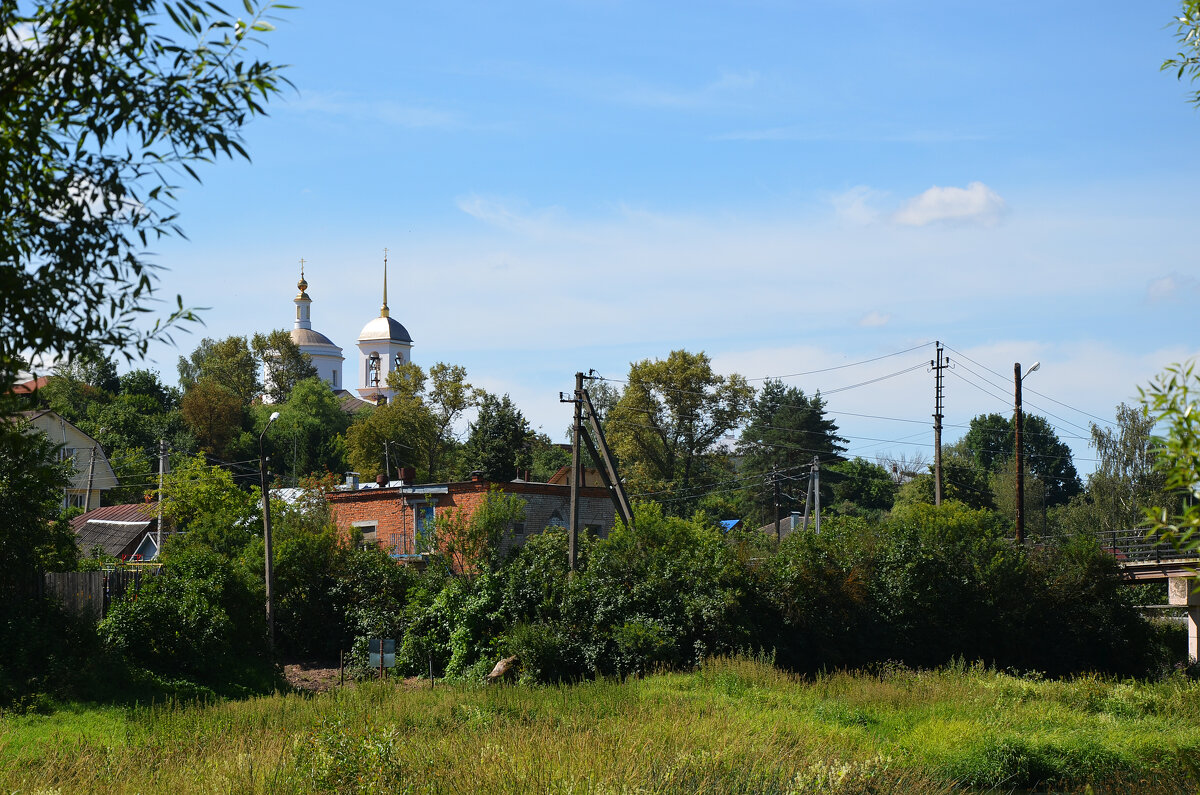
356,249,413,404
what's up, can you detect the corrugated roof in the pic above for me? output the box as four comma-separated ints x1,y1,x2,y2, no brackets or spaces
72,504,157,558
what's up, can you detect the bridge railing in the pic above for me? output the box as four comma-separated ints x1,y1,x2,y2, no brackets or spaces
1035,528,1191,564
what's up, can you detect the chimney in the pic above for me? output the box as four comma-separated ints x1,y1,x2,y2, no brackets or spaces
470,470,486,483
375,473,388,488
399,466,416,485
344,472,359,490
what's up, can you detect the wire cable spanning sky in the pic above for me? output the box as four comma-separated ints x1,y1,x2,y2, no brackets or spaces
123,1,1198,475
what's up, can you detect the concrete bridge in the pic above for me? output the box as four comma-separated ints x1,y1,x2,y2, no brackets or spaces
1095,529,1200,660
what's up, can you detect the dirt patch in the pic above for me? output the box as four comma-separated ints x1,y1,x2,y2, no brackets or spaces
283,660,346,693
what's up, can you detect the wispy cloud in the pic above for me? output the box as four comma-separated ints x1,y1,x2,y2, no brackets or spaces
712,125,988,143
291,92,460,129
859,311,891,328
1146,273,1200,303
613,70,760,110
832,186,885,225
893,181,1006,227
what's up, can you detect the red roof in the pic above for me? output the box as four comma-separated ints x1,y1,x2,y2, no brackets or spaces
12,376,49,394
70,503,156,532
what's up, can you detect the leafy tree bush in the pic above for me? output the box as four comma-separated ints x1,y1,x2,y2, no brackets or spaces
100,544,275,694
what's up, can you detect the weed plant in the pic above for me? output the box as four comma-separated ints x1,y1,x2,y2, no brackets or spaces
4,656,1200,794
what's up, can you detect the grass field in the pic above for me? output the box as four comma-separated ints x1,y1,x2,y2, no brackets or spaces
4,657,1200,793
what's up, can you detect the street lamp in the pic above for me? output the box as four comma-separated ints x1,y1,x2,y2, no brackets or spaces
1014,362,1040,544
259,410,280,650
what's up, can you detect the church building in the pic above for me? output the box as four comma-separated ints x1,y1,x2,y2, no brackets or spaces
274,255,414,407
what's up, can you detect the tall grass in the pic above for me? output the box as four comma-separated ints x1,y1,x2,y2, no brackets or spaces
4,657,1200,793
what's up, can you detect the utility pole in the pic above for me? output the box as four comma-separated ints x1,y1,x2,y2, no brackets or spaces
156,439,166,553
1014,363,1025,545
259,411,280,650
568,371,583,572
772,467,781,541
812,456,822,534
931,341,948,506
84,445,96,513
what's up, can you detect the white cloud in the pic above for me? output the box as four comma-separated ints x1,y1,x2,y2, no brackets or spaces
613,70,760,109
831,186,884,225
291,92,459,129
1146,273,1200,303
893,181,1006,227
859,311,890,328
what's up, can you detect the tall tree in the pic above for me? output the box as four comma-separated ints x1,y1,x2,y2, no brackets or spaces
251,330,317,405
425,363,477,479
608,350,753,507
0,1,288,393
462,393,533,483
178,336,261,405
180,378,246,460
1087,402,1168,536
255,377,350,481
737,380,847,521
959,412,1081,506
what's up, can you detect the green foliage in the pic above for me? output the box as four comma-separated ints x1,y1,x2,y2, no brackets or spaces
739,379,847,522
250,329,317,405
1088,402,1168,537
828,457,897,515
99,544,274,693
438,488,526,576
1165,1,1200,106
344,383,436,481
178,335,261,406
462,392,533,482
159,454,259,557
0,418,76,598
254,377,350,481
960,412,1081,506
609,350,753,513
0,1,288,390
1141,361,1200,550
180,377,247,459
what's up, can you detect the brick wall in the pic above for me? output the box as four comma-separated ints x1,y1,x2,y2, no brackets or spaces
327,478,618,570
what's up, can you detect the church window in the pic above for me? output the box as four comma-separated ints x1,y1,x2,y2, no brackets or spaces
394,352,404,370
367,353,381,387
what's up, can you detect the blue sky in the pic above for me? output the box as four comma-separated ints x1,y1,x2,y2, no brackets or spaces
138,0,1200,473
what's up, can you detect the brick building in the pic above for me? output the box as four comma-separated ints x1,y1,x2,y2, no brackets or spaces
326,472,617,566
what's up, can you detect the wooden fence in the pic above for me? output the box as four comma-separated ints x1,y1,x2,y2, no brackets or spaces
43,569,157,622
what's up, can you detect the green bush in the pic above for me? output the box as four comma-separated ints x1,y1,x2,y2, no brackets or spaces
99,544,275,694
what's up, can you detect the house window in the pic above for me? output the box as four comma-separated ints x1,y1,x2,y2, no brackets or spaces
352,520,378,549
547,511,566,529
512,522,526,537
414,504,435,553
585,523,601,540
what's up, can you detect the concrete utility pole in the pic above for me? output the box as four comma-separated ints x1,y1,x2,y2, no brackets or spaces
156,439,166,553
931,342,948,506
259,411,280,649
813,456,821,535
1014,361,1040,544
772,467,781,541
568,372,583,572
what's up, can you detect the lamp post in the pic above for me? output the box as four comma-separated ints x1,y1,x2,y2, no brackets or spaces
1014,361,1040,544
259,410,280,649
